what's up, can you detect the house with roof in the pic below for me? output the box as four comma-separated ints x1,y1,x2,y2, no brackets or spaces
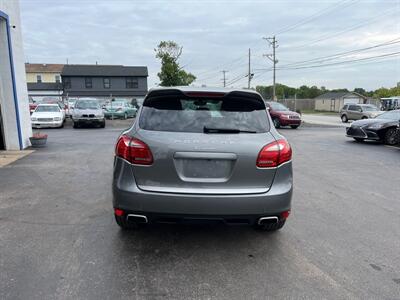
314,91,367,112
61,64,148,103
25,63,64,101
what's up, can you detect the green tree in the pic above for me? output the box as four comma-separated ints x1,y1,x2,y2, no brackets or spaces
353,88,367,96
256,85,272,99
373,87,392,98
155,41,196,86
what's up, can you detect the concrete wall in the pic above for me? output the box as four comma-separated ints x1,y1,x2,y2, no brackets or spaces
26,72,61,83
0,0,31,150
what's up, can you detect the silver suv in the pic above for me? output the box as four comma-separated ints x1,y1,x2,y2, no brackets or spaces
112,87,293,231
340,104,381,123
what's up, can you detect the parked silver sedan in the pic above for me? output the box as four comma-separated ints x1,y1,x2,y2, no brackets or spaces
112,87,293,231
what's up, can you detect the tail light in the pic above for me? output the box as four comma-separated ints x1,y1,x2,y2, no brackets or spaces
257,139,292,168
116,135,153,165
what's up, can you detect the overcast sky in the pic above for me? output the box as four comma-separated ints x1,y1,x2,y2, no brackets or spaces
20,0,400,91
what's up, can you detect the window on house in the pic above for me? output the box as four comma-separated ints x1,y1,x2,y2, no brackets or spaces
64,78,71,89
103,78,110,89
37,75,42,83
126,77,138,88
85,77,93,89
55,75,61,83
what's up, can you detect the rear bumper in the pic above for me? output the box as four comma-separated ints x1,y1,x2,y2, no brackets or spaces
112,157,292,218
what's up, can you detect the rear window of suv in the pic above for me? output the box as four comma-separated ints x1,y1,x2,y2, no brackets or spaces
139,93,270,133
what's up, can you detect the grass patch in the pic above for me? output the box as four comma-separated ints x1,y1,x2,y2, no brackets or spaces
300,110,339,115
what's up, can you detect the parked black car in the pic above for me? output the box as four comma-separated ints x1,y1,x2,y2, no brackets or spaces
397,120,400,146
346,109,400,145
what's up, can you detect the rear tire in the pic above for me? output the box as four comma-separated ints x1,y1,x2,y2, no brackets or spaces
100,120,105,128
273,118,281,128
290,125,299,129
341,115,348,123
73,122,78,129
115,215,139,230
384,128,398,145
361,116,368,119
254,219,286,232
353,138,364,142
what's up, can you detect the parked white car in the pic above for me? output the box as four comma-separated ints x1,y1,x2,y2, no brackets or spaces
31,104,65,128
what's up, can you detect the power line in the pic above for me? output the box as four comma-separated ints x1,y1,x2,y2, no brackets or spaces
225,73,248,86
277,51,400,70
193,39,265,82
285,7,398,50
195,62,247,82
195,56,246,78
279,37,400,68
252,50,400,84
275,0,356,35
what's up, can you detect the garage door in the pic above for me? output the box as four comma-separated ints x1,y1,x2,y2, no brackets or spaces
343,97,360,105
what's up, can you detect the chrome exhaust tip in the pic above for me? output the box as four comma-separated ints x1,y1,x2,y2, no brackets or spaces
126,214,148,224
258,216,279,225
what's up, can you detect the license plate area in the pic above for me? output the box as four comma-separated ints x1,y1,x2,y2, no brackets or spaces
173,152,236,183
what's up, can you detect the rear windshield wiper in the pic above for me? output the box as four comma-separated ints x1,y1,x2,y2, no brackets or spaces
203,126,257,134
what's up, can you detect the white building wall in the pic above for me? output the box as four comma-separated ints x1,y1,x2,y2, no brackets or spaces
0,0,31,150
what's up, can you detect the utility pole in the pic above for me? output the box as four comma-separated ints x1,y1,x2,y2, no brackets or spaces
221,70,228,87
247,48,254,89
263,36,278,100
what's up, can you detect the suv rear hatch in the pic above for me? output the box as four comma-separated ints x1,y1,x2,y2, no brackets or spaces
130,89,277,195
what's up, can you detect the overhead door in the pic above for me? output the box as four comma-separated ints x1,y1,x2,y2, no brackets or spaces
343,97,361,105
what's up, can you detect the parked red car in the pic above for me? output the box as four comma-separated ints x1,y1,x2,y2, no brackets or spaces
265,101,302,129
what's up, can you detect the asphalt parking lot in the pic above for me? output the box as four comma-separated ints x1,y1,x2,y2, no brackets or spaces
1,120,400,299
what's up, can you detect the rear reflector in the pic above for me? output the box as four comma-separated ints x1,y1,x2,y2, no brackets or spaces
116,135,153,165
114,208,124,217
257,139,292,168
281,210,291,219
